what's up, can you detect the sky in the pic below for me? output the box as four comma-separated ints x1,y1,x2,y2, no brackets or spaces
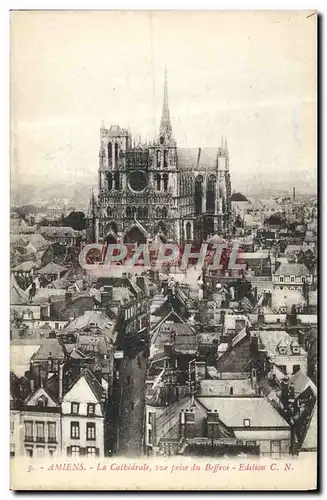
11,10,317,195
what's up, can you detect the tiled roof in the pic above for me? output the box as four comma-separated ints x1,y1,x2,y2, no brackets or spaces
301,403,317,450
274,262,311,276
11,274,29,304
12,261,36,272
197,396,289,428
31,337,67,361
290,370,317,397
258,330,306,357
271,289,305,313
37,262,67,275
199,379,255,396
39,226,82,238
65,310,116,338
77,368,105,402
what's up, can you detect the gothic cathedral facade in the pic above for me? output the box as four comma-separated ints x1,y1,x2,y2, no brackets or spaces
87,70,232,246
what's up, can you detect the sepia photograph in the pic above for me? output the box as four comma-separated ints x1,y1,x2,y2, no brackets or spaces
9,10,317,490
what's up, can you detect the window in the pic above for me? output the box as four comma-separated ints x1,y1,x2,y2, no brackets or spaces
25,448,33,458
25,421,33,441
48,422,56,443
243,419,250,427
290,276,295,283
230,387,234,395
70,422,80,439
37,397,48,407
10,420,14,434
71,446,80,457
301,276,306,283
148,429,153,445
293,365,301,374
52,360,59,372
71,403,79,415
36,422,45,442
87,404,95,417
49,449,55,457
148,413,153,425
86,423,96,441
279,276,284,283
87,447,96,457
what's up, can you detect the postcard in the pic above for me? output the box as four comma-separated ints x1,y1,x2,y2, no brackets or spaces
10,10,317,491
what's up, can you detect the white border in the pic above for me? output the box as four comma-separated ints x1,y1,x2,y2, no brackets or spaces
2,2,324,498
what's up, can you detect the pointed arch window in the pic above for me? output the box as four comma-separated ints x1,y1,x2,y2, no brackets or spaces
164,150,168,168
108,142,112,161
114,172,120,190
137,206,143,219
131,206,136,218
155,207,161,219
107,172,113,191
156,150,161,168
143,207,148,219
163,173,169,192
115,143,119,162
107,207,113,218
162,206,168,219
155,173,161,191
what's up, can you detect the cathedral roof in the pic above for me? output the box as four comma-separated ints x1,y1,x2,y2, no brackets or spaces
177,147,219,171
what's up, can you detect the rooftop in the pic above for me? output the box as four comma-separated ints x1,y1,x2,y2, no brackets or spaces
197,396,289,428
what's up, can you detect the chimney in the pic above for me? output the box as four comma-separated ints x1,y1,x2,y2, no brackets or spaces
220,310,225,327
65,291,73,305
59,363,64,401
258,310,264,327
184,409,196,438
250,333,259,357
293,187,296,201
207,410,220,439
264,291,272,308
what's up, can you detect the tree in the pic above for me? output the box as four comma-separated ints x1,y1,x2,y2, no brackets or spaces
63,211,86,231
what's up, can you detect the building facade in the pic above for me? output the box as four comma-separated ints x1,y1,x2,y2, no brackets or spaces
87,70,232,246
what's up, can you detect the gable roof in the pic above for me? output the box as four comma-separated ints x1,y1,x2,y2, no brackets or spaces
65,368,105,403
25,385,58,407
258,330,306,357
37,262,67,275
197,396,289,428
301,403,317,450
11,274,29,304
31,337,67,361
274,262,311,276
290,370,317,397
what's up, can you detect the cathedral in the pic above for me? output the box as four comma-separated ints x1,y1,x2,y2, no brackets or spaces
87,70,232,246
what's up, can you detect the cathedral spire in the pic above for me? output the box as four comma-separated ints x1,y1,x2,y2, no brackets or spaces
159,66,173,141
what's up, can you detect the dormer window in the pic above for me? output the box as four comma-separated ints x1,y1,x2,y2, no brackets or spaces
243,419,250,427
278,341,287,355
301,276,306,283
290,276,295,283
279,276,284,283
291,340,300,354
